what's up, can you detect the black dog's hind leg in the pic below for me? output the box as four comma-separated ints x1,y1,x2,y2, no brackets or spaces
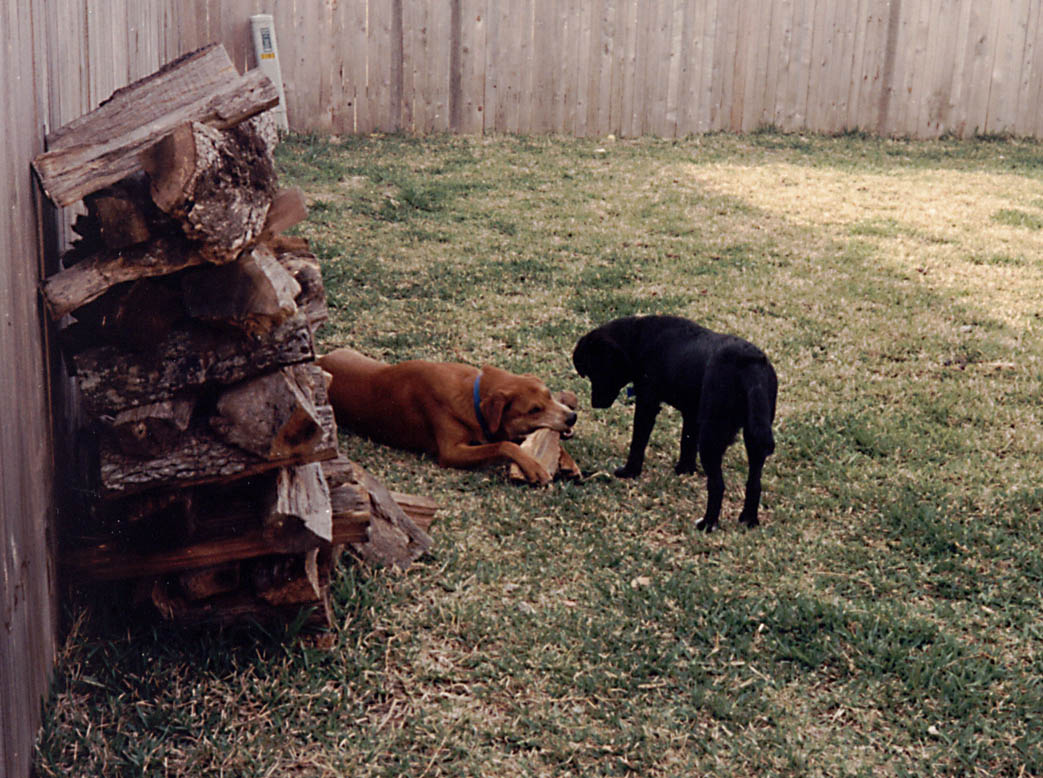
737,429,773,528
675,414,699,475
695,441,725,532
737,377,775,527
617,397,660,478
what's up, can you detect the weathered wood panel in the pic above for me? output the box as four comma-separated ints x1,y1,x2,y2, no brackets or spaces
2,2,211,776
181,0,1043,139
1,3,60,775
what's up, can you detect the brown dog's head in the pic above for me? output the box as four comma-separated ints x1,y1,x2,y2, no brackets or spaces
478,366,578,441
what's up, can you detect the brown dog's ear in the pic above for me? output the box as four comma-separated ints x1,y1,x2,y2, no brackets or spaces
480,389,509,437
556,390,578,410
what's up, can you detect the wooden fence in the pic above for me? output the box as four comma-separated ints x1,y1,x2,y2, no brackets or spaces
185,0,1043,139
1,4,192,777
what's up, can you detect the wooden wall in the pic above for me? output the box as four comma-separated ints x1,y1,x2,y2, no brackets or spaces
0,3,192,777
186,0,1043,139
1,4,59,777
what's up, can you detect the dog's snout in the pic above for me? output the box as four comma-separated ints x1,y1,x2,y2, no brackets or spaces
565,410,577,427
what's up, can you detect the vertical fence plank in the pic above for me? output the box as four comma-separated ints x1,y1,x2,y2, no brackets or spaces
805,0,831,132
990,0,1031,134
777,0,799,130
740,0,772,132
458,0,486,134
588,0,610,136
560,0,582,135
615,0,635,135
845,0,871,132
828,0,852,132
328,0,350,133
371,0,394,132
1019,0,1043,135
572,0,593,136
967,1,1002,135
605,0,626,134
530,0,552,133
916,0,952,136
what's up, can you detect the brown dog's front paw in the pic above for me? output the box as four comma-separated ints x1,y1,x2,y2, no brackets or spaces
517,460,552,487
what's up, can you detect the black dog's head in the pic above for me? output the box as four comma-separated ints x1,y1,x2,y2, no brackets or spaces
573,328,632,408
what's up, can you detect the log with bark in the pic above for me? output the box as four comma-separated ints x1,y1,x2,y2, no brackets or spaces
181,245,300,335
42,235,209,320
97,404,338,497
73,312,315,416
141,119,276,261
32,44,279,207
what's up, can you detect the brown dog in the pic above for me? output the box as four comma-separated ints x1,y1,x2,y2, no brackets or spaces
317,347,577,485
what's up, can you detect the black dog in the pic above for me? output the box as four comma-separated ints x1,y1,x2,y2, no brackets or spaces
573,315,777,531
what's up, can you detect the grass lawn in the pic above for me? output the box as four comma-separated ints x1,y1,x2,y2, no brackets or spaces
36,131,1043,777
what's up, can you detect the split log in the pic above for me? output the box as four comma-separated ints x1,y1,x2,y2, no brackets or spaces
259,188,308,242
62,507,366,583
509,391,582,483
42,236,208,320
262,463,333,549
144,577,334,629
97,404,338,497
105,397,195,458
320,455,436,566
388,492,439,533
210,367,323,460
254,548,324,607
321,455,438,533
94,489,196,553
353,464,433,569
557,445,582,480
329,482,375,535
509,428,565,484
320,454,356,489
33,44,279,206
69,278,186,352
179,563,241,600
82,174,161,250
277,249,328,334
73,312,315,416
141,120,276,261
181,245,299,335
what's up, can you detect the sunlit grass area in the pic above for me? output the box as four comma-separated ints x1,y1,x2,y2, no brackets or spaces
36,131,1043,777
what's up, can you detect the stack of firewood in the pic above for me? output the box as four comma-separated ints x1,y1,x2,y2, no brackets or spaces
32,45,434,628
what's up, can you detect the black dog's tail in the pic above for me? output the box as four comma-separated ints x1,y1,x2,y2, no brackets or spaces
744,383,775,456
739,352,776,457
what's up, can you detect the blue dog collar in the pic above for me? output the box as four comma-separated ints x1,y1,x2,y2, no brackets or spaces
473,372,494,441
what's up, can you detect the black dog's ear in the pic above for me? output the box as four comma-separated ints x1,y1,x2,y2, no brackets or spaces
578,335,629,377
574,331,627,377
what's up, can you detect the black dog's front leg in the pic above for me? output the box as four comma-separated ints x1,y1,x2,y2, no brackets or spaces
616,397,660,478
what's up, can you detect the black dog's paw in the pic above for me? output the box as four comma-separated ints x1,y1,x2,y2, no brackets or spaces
674,461,697,476
695,517,718,532
738,512,760,529
614,465,642,479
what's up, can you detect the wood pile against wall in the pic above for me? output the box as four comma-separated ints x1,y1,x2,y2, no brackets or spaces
32,45,435,629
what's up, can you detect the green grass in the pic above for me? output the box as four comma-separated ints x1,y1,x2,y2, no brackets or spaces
35,131,1043,777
